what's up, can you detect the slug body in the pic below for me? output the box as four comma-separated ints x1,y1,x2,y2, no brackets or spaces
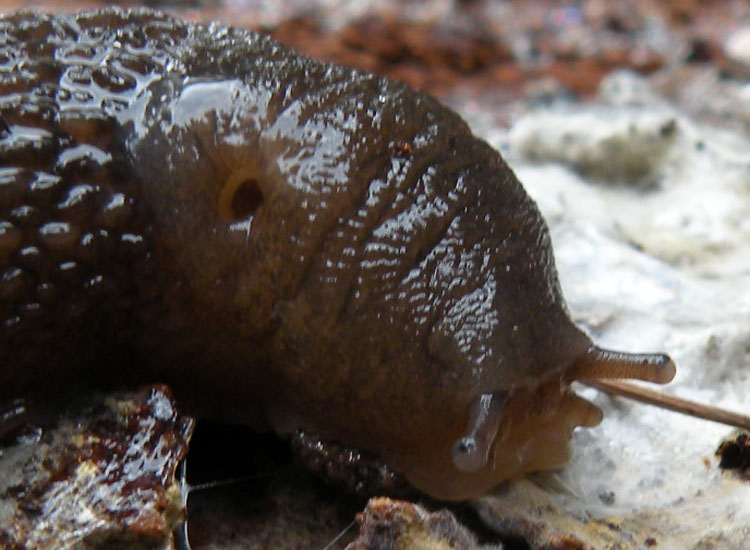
0,9,674,500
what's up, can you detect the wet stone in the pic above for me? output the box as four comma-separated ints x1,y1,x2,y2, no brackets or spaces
344,497,500,550
0,384,194,550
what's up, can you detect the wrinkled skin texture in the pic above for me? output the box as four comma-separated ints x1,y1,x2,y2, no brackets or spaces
0,9,671,499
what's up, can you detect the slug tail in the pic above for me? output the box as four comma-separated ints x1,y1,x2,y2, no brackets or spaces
567,346,676,385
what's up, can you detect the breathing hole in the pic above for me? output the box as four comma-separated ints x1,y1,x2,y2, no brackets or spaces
231,179,263,220
219,172,264,222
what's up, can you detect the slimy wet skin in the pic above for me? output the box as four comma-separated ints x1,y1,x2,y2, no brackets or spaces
0,8,674,500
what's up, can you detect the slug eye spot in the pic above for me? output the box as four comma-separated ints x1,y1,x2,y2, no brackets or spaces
452,436,484,472
218,171,264,222
452,392,505,473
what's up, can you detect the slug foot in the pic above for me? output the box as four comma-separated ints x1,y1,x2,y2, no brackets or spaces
290,429,411,496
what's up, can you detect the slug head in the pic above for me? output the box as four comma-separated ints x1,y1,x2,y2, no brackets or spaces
385,171,677,498
131,74,675,500
406,347,675,500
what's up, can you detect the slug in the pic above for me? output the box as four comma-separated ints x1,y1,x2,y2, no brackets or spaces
0,8,675,500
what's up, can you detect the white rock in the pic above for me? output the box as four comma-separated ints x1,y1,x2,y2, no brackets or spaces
725,25,750,67
506,106,679,186
457,70,750,549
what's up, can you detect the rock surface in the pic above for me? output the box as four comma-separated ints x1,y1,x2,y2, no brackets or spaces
344,497,502,550
0,385,193,550
459,69,750,550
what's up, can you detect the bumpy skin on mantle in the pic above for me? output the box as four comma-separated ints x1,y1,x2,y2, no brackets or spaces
0,9,671,500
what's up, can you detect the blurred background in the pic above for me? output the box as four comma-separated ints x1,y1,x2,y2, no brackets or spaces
2,0,749,130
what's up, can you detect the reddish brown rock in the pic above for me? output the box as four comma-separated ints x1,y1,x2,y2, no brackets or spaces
0,385,193,550
345,497,501,550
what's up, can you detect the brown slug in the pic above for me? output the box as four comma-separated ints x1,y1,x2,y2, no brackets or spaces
0,8,675,500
